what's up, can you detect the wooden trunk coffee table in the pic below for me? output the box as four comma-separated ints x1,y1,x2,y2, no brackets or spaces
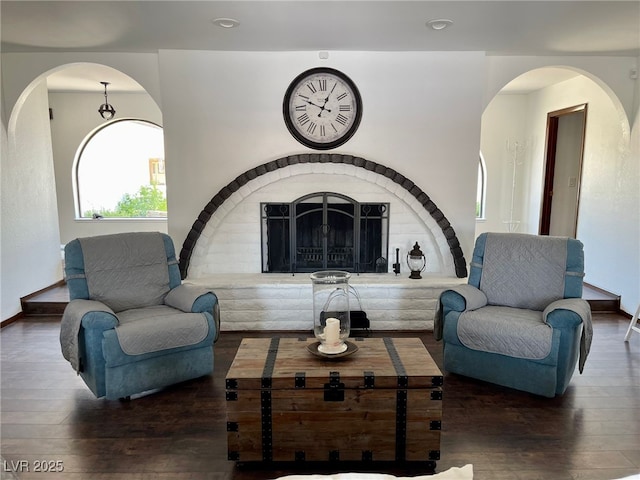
225,337,443,466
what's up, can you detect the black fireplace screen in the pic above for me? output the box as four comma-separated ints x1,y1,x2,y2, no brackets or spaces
261,192,389,273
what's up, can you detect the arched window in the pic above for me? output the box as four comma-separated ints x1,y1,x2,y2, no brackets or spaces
75,119,166,219
477,154,487,219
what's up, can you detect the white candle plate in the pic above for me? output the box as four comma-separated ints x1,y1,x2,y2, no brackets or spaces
307,341,359,359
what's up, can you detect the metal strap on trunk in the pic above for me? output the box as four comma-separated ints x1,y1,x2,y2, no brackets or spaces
260,337,280,461
383,337,408,461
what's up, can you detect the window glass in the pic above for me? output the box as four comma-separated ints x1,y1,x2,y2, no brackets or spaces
477,155,486,219
76,120,166,218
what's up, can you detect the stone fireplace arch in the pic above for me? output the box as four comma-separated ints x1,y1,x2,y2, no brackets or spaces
179,153,467,279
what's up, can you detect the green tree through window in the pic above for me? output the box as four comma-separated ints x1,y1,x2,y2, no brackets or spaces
85,185,167,218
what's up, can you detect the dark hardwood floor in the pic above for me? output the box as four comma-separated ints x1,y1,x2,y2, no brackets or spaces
1,314,639,479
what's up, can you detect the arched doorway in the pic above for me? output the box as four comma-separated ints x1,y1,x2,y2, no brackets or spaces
2,61,163,319
478,66,630,239
44,63,165,243
479,65,638,314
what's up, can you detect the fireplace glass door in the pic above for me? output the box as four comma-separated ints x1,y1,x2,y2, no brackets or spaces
296,193,355,271
261,192,388,273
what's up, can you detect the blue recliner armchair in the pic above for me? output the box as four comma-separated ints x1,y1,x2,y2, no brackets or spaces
60,232,220,400
436,232,592,397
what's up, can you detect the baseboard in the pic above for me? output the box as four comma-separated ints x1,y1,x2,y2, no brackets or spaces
584,282,621,299
20,279,66,303
1,311,24,329
3,281,65,327
583,282,623,314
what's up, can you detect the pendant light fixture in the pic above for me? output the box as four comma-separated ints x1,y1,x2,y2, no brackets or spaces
98,81,116,120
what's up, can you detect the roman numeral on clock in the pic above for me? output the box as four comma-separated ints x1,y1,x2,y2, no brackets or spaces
336,92,348,101
297,113,310,126
336,114,348,126
307,122,317,135
318,79,327,91
339,105,351,112
307,83,317,94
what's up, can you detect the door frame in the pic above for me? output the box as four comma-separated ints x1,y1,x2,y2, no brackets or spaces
539,103,588,236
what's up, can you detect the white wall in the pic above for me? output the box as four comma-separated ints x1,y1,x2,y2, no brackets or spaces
159,50,485,262
2,50,638,320
528,76,638,314
189,167,456,277
1,117,6,318
1,81,62,319
478,94,530,235
480,74,639,314
48,91,166,244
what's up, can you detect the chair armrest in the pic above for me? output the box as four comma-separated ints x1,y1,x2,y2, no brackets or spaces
192,292,219,315
440,290,466,313
61,299,118,372
543,298,592,374
165,284,218,313
435,285,487,341
81,313,119,332
543,298,589,330
440,285,488,313
165,285,221,343
66,299,118,330
74,300,120,330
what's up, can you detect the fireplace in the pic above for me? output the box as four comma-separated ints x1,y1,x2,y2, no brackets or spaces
179,154,469,332
261,192,389,273
180,154,467,279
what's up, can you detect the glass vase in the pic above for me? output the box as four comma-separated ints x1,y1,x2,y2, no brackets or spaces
310,270,351,354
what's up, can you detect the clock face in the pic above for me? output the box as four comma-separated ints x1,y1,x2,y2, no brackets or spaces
283,67,362,150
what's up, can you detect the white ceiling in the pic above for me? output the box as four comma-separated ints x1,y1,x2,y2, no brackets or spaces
46,64,146,93
500,68,581,94
2,1,639,93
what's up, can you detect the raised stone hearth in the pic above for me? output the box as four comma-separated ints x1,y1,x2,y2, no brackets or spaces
186,273,465,331
182,154,469,331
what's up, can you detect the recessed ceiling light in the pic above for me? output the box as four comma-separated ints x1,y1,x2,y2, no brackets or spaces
426,19,453,31
212,17,240,28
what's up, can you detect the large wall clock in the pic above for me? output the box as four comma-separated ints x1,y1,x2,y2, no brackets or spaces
283,67,362,150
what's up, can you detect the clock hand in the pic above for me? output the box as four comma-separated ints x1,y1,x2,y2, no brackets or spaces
316,105,332,118
318,82,337,111
300,98,327,110
300,98,332,117
297,94,324,109
315,82,338,117
321,83,338,105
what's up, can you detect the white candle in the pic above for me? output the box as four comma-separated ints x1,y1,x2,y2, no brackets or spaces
324,318,340,346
